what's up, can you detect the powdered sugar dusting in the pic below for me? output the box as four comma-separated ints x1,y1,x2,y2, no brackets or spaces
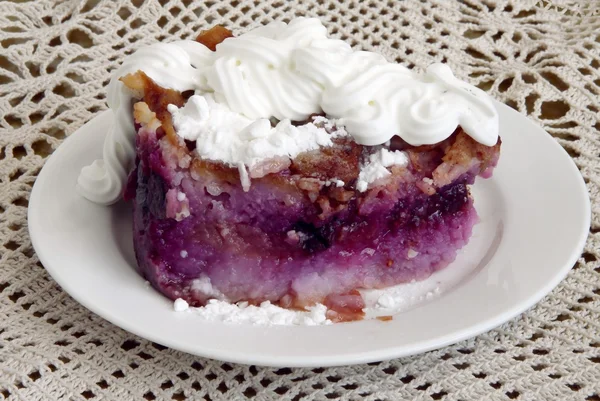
356,148,409,192
191,275,227,301
168,95,334,170
312,115,348,137
175,300,332,326
173,298,189,312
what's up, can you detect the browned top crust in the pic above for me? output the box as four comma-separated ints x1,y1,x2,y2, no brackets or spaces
121,71,184,145
195,25,234,51
442,129,500,171
290,136,363,183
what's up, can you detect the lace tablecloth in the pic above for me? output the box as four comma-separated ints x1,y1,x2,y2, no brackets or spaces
1,0,599,399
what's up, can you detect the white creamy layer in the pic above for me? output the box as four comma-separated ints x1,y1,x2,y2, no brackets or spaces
78,17,499,205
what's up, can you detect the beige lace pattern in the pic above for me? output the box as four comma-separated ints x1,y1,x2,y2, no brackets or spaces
1,0,599,400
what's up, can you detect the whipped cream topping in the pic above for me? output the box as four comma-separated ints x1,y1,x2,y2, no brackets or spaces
78,17,498,204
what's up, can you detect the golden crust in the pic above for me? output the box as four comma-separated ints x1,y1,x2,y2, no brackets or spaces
195,25,233,51
290,136,362,183
442,129,501,170
121,71,184,145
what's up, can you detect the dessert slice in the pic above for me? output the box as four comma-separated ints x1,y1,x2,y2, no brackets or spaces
79,19,501,322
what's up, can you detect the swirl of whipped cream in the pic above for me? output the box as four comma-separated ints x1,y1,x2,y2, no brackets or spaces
321,63,498,146
78,17,499,205
77,41,211,204
206,19,327,121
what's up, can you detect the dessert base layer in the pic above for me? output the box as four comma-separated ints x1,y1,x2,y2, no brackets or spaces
127,122,485,321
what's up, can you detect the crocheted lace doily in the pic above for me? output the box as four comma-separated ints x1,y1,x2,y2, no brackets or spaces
1,0,599,400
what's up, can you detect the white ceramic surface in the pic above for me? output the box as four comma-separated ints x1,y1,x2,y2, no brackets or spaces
28,102,590,367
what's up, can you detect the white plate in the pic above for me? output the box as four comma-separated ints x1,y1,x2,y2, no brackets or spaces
28,102,590,367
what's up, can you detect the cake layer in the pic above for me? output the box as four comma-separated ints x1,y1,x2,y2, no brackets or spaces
125,96,499,320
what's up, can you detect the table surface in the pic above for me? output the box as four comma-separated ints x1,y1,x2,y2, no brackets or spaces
1,0,599,400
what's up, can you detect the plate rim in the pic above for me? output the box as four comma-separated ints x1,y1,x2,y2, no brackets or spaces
28,102,591,367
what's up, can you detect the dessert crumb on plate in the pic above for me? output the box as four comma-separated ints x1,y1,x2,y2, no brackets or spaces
174,298,332,326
